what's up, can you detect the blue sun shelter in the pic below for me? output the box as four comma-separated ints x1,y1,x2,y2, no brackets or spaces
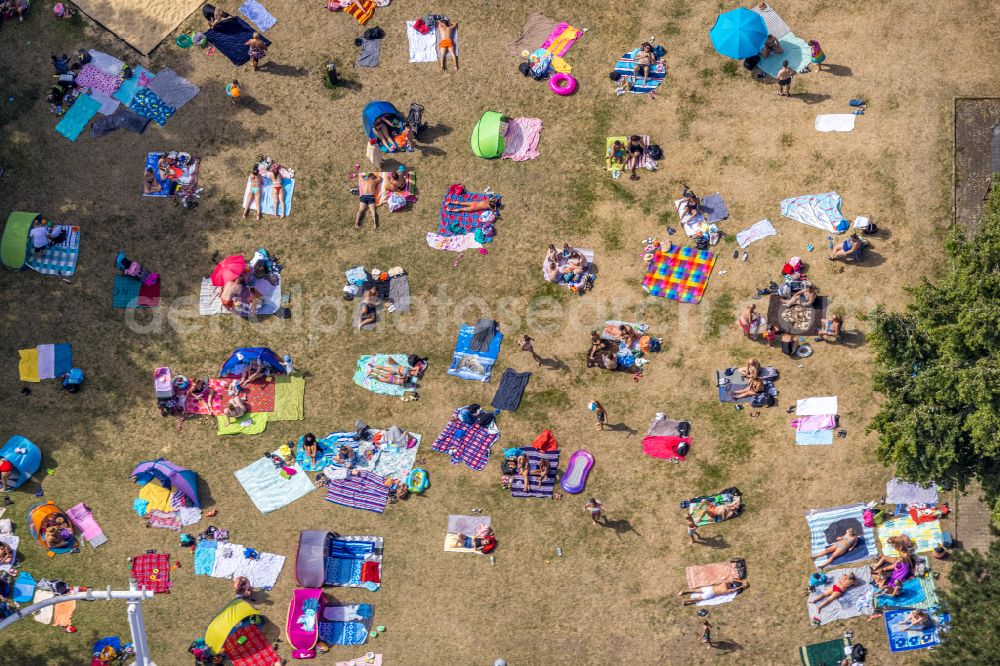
0,436,41,490
219,347,286,377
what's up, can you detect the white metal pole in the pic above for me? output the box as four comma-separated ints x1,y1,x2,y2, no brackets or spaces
126,579,157,666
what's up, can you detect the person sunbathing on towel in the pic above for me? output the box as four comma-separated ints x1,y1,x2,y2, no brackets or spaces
898,609,935,631
436,18,459,70
372,116,397,152
740,358,761,380
243,166,263,220
386,168,407,193
239,359,268,384
705,497,741,521
871,539,913,574
356,172,379,231
0,542,12,565
731,377,764,400
220,278,244,311
627,135,646,180
453,528,496,553
782,284,817,307
516,454,531,490
269,164,285,219
543,260,559,282
680,185,702,221
447,197,499,213
875,558,912,597
357,287,380,329
143,168,159,194
814,528,860,569
633,43,656,87
760,34,783,58
810,572,858,613
368,357,426,385
529,457,551,489
677,580,748,605
223,396,248,424
302,433,320,466
829,233,862,261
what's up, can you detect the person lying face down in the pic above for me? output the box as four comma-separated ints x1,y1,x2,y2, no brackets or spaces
809,572,858,613
677,579,749,605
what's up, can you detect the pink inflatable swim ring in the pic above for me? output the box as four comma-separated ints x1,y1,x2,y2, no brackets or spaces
549,72,578,96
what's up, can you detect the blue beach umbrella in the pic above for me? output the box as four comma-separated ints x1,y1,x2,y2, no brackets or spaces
709,8,768,59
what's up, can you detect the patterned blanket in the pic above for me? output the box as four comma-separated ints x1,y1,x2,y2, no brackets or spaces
510,448,560,498
27,225,80,276
431,413,499,471
641,244,716,304
325,471,390,514
128,88,175,127
439,190,492,236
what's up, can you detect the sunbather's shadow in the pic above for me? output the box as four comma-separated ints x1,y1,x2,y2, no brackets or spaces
538,356,568,371
837,330,867,349
606,422,637,436
250,589,274,608
601,518,641,538
698,534,730,550
419,123,452,145
793,92,833,105
262,62,309,78
823,64,853,77
414,145,446,157
240,94,272,116
712,639,744,654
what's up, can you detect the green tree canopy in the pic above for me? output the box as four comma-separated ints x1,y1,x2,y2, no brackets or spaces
867,180,1000,519
921,537,1000,664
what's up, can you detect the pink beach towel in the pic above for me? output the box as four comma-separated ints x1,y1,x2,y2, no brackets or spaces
66,503,108,548
501,117,542,161
790,415,838,431
75,64,122,97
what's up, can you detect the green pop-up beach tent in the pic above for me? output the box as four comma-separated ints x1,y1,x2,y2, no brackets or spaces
471,111,505,159
1,212,40,270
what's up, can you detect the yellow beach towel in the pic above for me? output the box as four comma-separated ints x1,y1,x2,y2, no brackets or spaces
18,349,40,382
138,478,173,513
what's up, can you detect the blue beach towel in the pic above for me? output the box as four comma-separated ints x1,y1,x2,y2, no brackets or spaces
613,49,666,94
55,94,101,141
448,324,503,382
318,604,372,645
240,0,277,31
758,34,812,78
806,503,877,567
242,175,295,217
194,540,218,575
796,430,835,445
885,609,948,653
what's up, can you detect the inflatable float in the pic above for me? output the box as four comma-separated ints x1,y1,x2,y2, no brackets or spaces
560,450,594,494
287,588,324,659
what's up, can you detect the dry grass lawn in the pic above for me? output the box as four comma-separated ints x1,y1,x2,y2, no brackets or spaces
1,0,998,664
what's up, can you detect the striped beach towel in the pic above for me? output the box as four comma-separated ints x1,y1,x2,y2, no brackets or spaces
510,448,560,498
18,344,72,382
806,503,877,566
343,0,374,25
751,2,791,39
325,471,390,513
642,244,716,304
27,225,80,276
431,414,498,471
614,50,667,94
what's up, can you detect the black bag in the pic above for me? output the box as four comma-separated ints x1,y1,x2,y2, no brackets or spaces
518,62,531,77
647,144,663,160
750,393,775,408
695,236,709,250
363,26,385,40
501,459,517,475
676,441,690,457
609,71,622,81
743,55,760,70
476,412,495,428
677,421,690,437
851,644,867,662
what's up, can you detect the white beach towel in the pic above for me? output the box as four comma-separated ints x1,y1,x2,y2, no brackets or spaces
796,396,839,416
815,114,856,132
407,22,437,62
736,219,778,248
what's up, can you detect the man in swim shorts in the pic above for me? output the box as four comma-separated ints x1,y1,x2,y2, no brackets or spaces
776,60,795,96
437,19,458,70
355,173,379,230
678,580,748,605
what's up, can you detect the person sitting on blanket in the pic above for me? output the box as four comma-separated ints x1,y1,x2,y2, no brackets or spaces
357,287,380,329
302,433,320,466
606,140,627,171
0,542,12,566
269,163,285,219
220,278,245,312
870,540,913,575
782,284,818,308
243,165,263,220
740,358,761,380
633,43,656,87
223,395,248,424
372,116,398,152
0,457,13,492
29,217,53,257
731,378,764,400
817,315,842,343
702,497,742,521
677,580,748,605
186,378,216,413
447,196,500,213
543,260,559,282
239,358,268,384
206,6,231,27
810,572,859,615
44,525,68,550
815,527,860,569
367,356,426,386
874,556,912,597
516,454,531,491
680,185,703,221
627,135,646,181
386,166,407,193
829,233,863,261
760,34,783,58
333,445,356,468
898,609,935,631
143,168,159,194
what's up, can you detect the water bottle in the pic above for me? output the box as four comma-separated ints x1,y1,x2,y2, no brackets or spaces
556,547,563,557
489,555,495,566
282,354,294,374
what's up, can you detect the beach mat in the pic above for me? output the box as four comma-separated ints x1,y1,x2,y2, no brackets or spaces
113,66,155,105
758,33,812,77
491,369,531,411
613,49,666,94
885,609,948,653
324,470,389,514
92,106,151,137
352,354,418,396
806,504,877,567
816,114,856,132
686,490,741,526
751,2,791,39
510,448,559,498
506,13,559,56
501,117,542,161
444,515,492,553
146,68,200,109
239,0,277,31
206,16,271,67
56,95,101,141
605,136,656,172
642,244,716,304
807,565,874,625
799,637,849,666
736,219,778,248
225,625,282,666
242,175,295,217
885,479,939,506
216,412,268,435
73,0,203,55
431,414,498,471
342,0,375,25
127,88,175,127
234,452,315,514
439,189,491,236
686,561,740,589
407,21,437,63
272,374,305,421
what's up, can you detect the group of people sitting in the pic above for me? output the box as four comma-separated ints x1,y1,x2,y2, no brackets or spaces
544,243,594,293
39,512,72,550
219,250,281,316
501,451,550,492
606,135,648,180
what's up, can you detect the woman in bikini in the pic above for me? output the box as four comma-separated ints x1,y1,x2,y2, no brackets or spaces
367,356,426,385
447,197,499,213
626,135,646,181
529,456,551,489
270,163,285,218
810,572,858,614
245,32,267,71
437,19,458,70
516,454,532,491
632,43,656,86
677,580,748,605
815,528,860,569
223,395,248,424
243,166,263,220
0,542,12,565
187,378,216,413
732,377,764,400
372,117,397,152
302,433,320,466
680,185,703,222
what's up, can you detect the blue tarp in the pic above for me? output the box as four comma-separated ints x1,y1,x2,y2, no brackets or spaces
206,17,271,67
447,325,503,382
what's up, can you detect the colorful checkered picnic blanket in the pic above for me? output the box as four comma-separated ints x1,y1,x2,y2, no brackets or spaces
27,226,80,277
325,471,390,513
431,413,498,471
641,244,716,303
439,190,491,236
224,625,281,666
130,553,171,593
183,377,275,415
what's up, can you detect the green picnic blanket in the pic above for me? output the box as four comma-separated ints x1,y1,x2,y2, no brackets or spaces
799,637,849,666
272,374,304,421
216,412,269,435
